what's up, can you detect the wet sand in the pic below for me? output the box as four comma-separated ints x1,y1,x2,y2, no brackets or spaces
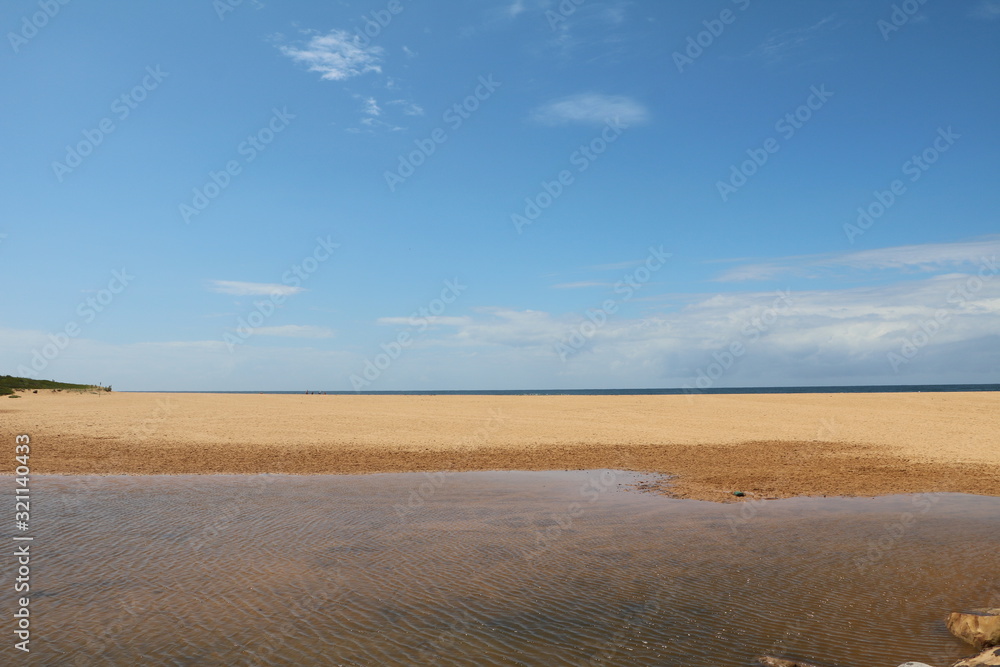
4,390,999,501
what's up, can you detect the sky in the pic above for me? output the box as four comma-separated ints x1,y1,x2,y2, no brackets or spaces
1,0,998,391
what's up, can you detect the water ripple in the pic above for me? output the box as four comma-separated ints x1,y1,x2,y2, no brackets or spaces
13,471,999,666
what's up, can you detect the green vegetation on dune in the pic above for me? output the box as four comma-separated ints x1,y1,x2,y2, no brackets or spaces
0,375,111,395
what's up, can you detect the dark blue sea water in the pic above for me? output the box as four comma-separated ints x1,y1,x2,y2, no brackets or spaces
134,384,1000,395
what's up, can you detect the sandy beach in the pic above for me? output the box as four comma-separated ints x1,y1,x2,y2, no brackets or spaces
4,390,998,501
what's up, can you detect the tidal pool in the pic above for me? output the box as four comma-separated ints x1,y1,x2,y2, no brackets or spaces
11,471,999,666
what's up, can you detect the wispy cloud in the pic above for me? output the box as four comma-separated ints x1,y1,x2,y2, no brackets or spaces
970,0,1000,19
716,238,1000,282
357,273,1000,386
362,97,381,116
830,240,1000,271
253,325,334,339
530,93,649,126
376,316,471,327
358,117,404,132
387,99,424,116
7,267,999,389
744,15,839,63
541,0,633,62
278,29,383,81
341,94,414,132
209,280,304,297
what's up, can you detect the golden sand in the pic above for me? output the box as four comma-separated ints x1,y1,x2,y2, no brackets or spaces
3,390,998,501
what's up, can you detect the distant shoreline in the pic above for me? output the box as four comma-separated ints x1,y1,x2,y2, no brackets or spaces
9,390,1000,502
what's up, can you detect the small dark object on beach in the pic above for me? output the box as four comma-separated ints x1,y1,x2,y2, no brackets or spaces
733,491,746,497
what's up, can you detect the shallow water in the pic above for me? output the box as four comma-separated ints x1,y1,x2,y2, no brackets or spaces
8,471,999,666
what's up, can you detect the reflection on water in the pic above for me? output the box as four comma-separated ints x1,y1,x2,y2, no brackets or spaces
13,471,999,666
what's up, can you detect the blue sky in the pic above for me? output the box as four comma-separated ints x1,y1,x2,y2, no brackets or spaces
2,0,998,391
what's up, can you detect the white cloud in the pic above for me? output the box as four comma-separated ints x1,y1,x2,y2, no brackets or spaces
970,1,1000,20
4,266,999,391
358,117,404,132
388,99,424,116
450,308,570,348
370,273,1000,387
209,281,304,297
832,239,1000,270
362,97,381,116
253,325,334,339
376,316,471,327
348,97,415,133
716,238,1000,282
278,30,383,81
530,93,649,126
